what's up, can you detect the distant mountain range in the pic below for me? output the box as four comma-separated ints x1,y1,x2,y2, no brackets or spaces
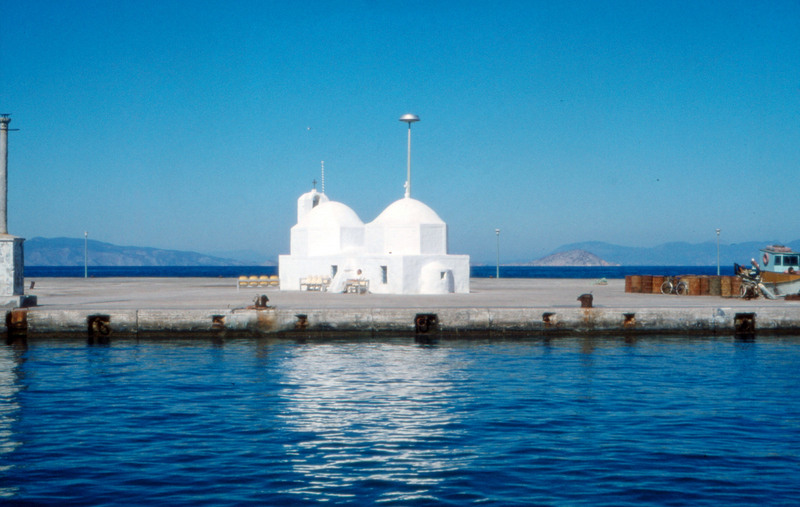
24,237,276,266
545,240,800,266
23,236,799,267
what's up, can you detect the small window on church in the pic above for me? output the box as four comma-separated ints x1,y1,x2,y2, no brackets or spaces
381,266,387,284
332,265,338,277
313,195,320,207
441,272,446,279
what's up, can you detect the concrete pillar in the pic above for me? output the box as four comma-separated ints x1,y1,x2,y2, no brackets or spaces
0,115,28,305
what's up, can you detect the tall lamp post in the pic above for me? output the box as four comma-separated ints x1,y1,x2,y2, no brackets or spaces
495,229,500,279
399,114,420,198
84,231,88,278
716,229,721,276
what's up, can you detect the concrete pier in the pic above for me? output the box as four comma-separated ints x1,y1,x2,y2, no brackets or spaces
6,277,800,337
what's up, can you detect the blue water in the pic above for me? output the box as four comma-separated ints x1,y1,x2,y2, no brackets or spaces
470,265,735,279
25,265,734,279
25,265,280,278
1,336,799,505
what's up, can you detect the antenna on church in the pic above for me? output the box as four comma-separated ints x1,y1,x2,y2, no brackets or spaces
321,161,325,194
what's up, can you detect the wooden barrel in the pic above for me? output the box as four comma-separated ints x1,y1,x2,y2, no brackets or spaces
708,276,721,296
625,275,632,293
652,275,665,294
685,276,700,295
630,275,642,293
720,276,732,297
641,275,653,294
699,276,710,295
731,276,742,296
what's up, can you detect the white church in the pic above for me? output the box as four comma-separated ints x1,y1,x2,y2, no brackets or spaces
278,115,470,294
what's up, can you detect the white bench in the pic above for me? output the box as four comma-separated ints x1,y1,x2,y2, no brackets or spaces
300,275,331,292
345,278,369,294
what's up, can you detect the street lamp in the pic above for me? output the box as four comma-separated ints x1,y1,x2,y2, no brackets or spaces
716,229,721,276
84,231,88,278
399,114,420,198
495,229,500,279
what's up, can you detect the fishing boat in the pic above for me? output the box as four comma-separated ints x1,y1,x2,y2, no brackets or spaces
757,245,800,295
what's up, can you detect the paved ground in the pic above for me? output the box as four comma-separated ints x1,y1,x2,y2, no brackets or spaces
23,277,800,311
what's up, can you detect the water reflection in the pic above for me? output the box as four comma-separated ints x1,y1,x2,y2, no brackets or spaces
0,345,23,498
277,342,472,501
1,335,798,505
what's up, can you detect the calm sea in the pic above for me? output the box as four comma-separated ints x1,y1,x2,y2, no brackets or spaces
25,265,735,279
1,335,798,505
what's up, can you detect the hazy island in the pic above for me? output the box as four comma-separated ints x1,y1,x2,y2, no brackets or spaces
514,249,619,267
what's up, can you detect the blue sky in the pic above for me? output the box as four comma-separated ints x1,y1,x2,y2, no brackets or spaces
2,1,799,263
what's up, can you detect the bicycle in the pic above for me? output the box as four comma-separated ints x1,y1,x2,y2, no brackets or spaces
660,276,688,296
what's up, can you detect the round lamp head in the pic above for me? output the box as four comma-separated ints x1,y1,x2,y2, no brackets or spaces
399,114,420,124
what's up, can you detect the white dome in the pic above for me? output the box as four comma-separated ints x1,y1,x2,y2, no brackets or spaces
299,201,364,228
369,197,444,227
290,201,365,257
364,197,447,255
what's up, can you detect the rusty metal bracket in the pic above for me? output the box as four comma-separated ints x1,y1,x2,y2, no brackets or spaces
623,313,636,327
88,315,111,339
735,313,756,334
295,314,309,330
7,309,27,335
415,314,437,334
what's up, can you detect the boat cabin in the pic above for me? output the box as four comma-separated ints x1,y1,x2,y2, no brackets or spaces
759,245,800,273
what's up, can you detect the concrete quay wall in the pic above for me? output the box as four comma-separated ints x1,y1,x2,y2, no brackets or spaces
9,277,800,338
10,306,799,337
